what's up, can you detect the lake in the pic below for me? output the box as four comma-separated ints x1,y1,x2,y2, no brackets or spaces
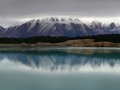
0,47,120,90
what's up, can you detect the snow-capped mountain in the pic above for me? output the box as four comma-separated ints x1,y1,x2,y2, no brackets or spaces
2,17,120,38
0,26,5,37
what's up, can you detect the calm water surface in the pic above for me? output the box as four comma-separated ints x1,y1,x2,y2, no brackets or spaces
0,47,120,90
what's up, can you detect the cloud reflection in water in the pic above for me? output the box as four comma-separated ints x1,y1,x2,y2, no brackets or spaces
0,48,120,73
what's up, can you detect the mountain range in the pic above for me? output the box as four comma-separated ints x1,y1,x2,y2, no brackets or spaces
0,17,120,38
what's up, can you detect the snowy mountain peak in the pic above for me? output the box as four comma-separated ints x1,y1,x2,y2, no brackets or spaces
0,26,4,30
37,17,83,24
2,17,120,38
0,26,5,37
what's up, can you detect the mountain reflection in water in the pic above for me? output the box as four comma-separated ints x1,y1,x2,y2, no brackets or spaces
0,47,120,73
0,48,120,90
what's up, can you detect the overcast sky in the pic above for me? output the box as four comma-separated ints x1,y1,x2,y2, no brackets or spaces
0,0,120,27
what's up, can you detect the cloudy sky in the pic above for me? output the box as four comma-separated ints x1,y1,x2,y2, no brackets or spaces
0,0,120,27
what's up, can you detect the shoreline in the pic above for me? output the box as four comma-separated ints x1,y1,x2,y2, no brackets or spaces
0,39,120,48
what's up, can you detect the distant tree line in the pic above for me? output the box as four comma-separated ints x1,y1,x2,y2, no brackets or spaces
77,34,120,43
0,34,119,44
0,36,69,44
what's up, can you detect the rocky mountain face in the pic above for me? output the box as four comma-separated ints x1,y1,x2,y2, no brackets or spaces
0,26,5,37
1,17,120,38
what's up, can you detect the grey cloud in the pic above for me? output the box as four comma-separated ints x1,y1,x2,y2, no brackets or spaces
0,0,120,27
0,0,120,18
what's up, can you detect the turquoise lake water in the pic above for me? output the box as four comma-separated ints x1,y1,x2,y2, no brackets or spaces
0,47,120,90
